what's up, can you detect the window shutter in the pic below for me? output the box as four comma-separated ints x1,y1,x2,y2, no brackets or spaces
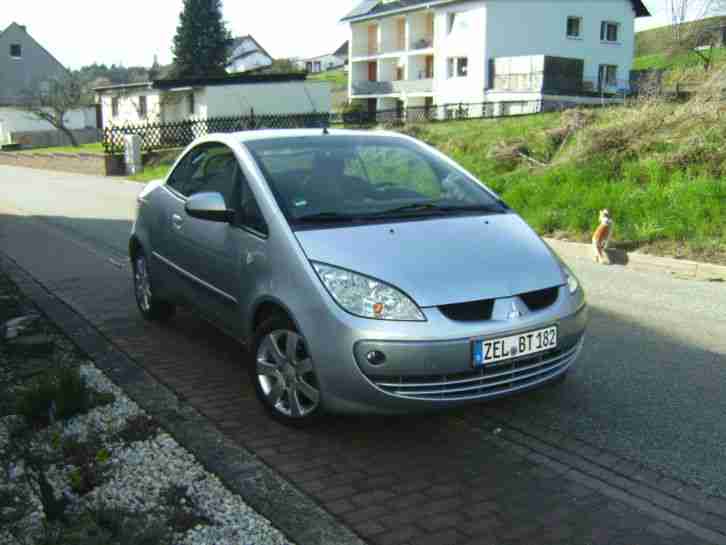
601,22,606,41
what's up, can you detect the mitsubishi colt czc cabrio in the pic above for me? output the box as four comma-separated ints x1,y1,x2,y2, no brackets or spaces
130,129,587,424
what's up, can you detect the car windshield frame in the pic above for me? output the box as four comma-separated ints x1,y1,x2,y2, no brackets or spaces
244,134,508,229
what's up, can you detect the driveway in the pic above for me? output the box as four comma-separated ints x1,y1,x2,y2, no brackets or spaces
1,165,725,545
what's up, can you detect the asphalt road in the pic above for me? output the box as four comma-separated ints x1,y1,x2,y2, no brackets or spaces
1,165,725,497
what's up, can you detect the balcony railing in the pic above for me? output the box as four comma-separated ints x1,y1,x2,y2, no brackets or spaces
352,78,433,96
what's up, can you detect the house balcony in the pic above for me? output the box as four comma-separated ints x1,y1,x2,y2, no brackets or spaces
352,78,433,97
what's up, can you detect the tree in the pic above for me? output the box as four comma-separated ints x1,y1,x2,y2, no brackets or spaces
171,0,232,78
666,0,726,71
22,73,87,147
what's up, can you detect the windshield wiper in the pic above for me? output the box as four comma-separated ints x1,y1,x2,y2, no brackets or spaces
296,212,361,223
375,203,505,216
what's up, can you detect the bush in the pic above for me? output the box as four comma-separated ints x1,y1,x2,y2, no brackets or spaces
16,367,91,428
63,434,107,496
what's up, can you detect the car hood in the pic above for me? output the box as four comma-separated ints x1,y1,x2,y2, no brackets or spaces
294,214,565,307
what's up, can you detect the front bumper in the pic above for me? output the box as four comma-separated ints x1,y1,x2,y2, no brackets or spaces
302,287,588,415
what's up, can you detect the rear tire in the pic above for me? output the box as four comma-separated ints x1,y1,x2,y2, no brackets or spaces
250,314,323,426
132,250,176,322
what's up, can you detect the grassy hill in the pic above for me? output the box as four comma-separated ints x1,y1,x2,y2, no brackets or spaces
635,15,726,57
394,82,726,264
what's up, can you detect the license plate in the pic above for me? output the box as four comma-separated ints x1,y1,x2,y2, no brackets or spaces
472,326,558,367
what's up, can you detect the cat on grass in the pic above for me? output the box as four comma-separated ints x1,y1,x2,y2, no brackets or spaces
592,209,613,265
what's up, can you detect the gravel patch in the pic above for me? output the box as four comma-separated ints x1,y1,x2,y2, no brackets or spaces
0,269,295,545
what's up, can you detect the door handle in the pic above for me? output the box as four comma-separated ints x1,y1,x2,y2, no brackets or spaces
171,214,183,230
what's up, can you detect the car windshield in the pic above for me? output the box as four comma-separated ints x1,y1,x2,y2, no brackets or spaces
244,135,507,227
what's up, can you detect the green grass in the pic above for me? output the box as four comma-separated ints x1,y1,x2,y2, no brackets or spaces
128,163,172,183
17,142,104,155
308,69,347,90
635,15,726,57
398,106,725,263
632,47,726,71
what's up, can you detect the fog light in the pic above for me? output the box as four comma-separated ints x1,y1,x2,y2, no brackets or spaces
366,351,386,366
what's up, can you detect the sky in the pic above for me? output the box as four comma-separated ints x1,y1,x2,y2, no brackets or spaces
0,1,684,69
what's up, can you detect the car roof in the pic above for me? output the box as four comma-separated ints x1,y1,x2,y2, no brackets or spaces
202,128,407,147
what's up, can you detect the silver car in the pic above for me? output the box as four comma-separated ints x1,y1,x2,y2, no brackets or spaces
130,129,587,424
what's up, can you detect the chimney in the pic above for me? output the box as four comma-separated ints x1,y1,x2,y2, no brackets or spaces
18,25,27,32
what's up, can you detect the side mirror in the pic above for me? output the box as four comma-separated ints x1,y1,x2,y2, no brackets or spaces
185,192,233,223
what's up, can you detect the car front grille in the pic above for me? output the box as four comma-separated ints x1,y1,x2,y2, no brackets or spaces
520,286,560,312
368,341,580,402
438,286,561,322
438,299,495,321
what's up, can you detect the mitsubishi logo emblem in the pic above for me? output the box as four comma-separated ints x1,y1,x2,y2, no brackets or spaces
507,302,522,320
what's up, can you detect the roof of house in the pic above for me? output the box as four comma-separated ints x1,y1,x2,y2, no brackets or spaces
93,73,308,93
227,35,273,64
341,0,651,21
0,22,67,71
334,40,349,57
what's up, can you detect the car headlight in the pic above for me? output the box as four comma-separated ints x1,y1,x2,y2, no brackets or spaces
561,263,580,294
312,262,426,321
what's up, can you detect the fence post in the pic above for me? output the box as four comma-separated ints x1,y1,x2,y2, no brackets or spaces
123,134,142,176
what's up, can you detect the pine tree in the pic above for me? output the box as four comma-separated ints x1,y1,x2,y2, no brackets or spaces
171,0,232,78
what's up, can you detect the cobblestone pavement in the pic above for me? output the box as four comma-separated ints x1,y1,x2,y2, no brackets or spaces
1,167,725,544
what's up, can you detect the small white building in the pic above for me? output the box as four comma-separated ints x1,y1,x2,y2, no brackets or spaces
296,42,350,73
94,74,331,129
227,35,273,74
342,0,650,114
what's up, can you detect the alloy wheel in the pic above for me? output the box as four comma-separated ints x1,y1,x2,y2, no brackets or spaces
134,256,152,313
256,329,320,418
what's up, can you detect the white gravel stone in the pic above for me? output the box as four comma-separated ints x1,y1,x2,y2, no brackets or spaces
5,362,294,545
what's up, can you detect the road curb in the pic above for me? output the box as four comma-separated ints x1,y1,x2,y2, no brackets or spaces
545,238,726,282
0,252,366,545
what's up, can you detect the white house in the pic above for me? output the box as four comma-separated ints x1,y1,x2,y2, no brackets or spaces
94,74,331,129
341,0,650,115
296,42,350,73
227,35,273,74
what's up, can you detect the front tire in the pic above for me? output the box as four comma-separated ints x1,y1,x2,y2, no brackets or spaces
132,250,176,322
251,314,322,425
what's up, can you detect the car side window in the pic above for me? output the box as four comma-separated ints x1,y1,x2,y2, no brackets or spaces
166,143,238,208
237,167,268,236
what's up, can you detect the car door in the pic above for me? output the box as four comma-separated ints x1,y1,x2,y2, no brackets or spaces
155,142,243,330
229,161,270,333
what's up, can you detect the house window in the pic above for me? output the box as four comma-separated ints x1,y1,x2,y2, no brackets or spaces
188,93,195,115
396,66,404,81
314,61,321,72
598,64,618,88
601,21,619,42
9,44,21,58
447,57,468,78
306,61,313,72
138,95,148,118
567,17,582,38
111,97,119,118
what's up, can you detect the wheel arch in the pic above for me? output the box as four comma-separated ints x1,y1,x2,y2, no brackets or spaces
249,297,303,341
